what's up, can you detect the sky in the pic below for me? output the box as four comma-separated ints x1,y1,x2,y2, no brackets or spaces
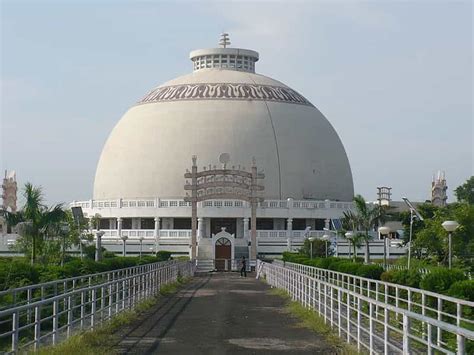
1,0,472,206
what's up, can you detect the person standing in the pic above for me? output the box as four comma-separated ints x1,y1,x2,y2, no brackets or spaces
240,256,247,277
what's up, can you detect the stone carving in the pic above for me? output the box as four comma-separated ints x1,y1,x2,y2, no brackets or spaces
137,83,313,107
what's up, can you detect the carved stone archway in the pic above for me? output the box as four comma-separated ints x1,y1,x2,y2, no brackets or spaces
184,156,264,260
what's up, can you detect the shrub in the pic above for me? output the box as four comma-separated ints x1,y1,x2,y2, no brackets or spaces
355,264,384,280
447,280,474,302
419,268,467,293
380,269,422,288
0,260,40,289
156,251,172,261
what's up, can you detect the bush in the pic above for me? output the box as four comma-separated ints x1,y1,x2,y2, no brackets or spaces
0,260,40,289
355,264,384,280
447,280,474,302
381,269,422,288
419,268,467,293
156,251,172,261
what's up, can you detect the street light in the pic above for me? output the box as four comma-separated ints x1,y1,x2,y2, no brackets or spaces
60,223,70,266
95,230,105,262
138,235,145,258
442,220,459,269
378,226,391,269
322,234,330,258
345,231,354,261
308,236,317,259
121,235,128,257
402,197,424,269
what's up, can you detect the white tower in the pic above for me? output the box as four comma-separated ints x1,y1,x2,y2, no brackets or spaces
431,171,447,207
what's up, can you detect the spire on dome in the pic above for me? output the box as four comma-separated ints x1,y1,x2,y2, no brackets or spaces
219,33,231,48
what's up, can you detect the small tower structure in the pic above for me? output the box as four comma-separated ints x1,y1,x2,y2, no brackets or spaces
376,186,392,206
431,171,447,207
2,170,17,212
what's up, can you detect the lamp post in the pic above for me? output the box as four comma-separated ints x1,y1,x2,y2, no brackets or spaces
378,226,391,269
345,231,354,261
442,221,459,269
322,234,330,258
138,235,144,258
60,223,70,266
121,235,128,257
95,230,105,262
308,236,317,259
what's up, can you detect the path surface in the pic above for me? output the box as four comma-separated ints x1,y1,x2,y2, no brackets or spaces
113,273,335,354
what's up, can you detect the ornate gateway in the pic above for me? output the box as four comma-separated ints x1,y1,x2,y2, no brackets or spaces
184,155,264,260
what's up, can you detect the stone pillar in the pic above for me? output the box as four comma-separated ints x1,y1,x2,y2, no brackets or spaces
324,218,331,231
154,217,160,253
121,236,128,257
197,218,204,239
286,218,293,238
386,237,391,259
95,231,103,262
287,218,293,251
117,217,122,239
250,202,257,260
243,218,249,239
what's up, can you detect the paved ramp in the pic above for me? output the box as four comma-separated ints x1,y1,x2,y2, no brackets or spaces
114,273,335,354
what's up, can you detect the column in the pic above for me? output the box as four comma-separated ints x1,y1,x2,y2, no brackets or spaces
324,218,331,231
286,218,293,238
243,218,249,239
95,232,103,262
117,217,122,239
154,217,160,253
197,218,203,239
287,218,293,251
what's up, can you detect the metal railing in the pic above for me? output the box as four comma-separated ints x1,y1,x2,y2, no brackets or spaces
0,260,195,353
262,260,474,354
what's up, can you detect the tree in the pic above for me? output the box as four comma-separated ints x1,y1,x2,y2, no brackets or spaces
299,238,330,258
410,203,474,269
344,195,385,263
341,210,364,261
455,176,474,205
4,183,66,264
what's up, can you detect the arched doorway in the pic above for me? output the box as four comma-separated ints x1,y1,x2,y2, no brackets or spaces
215,237,231,271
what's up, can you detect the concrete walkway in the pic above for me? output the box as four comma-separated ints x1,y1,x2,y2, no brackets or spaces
113,273,335,354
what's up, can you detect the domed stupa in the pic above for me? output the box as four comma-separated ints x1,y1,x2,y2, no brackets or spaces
74,34,355,260
93,34,353,201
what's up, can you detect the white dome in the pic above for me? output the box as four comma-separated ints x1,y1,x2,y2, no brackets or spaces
93,45,354,201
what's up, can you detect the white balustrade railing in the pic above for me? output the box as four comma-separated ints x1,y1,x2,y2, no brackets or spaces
71,198,354,211
121,229,155,238
261,260,474,354
159,230,192,238
0,260,195,353
99,229,331,239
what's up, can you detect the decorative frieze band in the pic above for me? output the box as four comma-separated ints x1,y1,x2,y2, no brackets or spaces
137,83,313,107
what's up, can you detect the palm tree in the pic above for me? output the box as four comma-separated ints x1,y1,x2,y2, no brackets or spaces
351,195,385,263
5,183,66,264
341,210,364,261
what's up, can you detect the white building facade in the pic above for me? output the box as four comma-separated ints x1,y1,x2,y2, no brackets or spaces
71,36,407,262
